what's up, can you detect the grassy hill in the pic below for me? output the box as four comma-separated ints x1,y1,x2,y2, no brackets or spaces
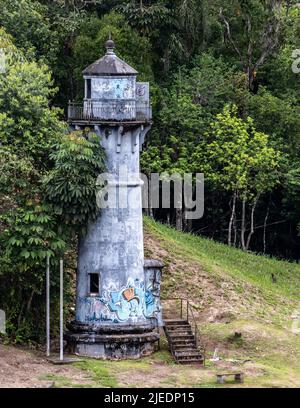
4,217,299,388
143,217,300,387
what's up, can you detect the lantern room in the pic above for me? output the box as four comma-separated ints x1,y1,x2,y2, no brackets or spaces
68,39,152,123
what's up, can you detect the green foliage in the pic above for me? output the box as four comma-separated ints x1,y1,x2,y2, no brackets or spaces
260,7,300,101
0,0,60,65
116,0,171,36
248,89,300,157
1,205,66,270
141,53,249,176
44,131,106,233
285,164,300,234
0,146,63,342
194,104,280,200
0,147,39,208
0,29,65,168
191,105,281,248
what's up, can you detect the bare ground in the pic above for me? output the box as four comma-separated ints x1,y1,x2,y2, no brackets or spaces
0,344,92,388
0,343,269,388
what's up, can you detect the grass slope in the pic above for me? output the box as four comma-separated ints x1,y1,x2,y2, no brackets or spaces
144,217,300,302
143,217,300,387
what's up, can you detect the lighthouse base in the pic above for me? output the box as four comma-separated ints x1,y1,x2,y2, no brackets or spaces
65,326,160,360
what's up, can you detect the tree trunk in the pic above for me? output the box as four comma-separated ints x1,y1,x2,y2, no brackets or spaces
176,208,183,231
22,290,35,325
166,212,170,225
263,205,270,254
17,300,25,329
233,211,237,247
246,194,260,250
228,190,237,246
185,216,192,233
148,178,153,218
241,198,247,251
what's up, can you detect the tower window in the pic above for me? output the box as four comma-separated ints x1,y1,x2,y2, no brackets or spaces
89,273,99,295
86,79,91,99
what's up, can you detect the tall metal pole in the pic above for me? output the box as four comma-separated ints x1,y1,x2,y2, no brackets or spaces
46,254,50,357
60,259,64,361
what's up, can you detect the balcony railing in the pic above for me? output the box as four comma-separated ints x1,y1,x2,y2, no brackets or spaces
68,101,152,122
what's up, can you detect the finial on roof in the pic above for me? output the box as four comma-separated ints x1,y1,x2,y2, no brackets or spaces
105,36,115,55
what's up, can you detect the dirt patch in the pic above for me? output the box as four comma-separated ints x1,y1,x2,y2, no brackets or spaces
113,357,267,388
0,344,91,388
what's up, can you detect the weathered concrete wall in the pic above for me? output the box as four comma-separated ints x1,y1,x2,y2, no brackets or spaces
66,331,159,360
83,75,136,120
144,260,164,328
75,124,155,330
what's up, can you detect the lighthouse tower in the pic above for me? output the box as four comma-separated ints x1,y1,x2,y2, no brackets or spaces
66,40,163,359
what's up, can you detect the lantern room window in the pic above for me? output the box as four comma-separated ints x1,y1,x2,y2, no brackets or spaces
86,79,91,99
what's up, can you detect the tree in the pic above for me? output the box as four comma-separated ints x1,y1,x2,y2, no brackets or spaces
218,0,284,91
44,131,106,234
0,29,64,169
141,53,249,230
116,0,171,36
248,88,300,158
0,0,60,65
192,105,281,249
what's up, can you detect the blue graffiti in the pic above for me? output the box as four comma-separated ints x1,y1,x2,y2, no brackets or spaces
85,313,118,323
80,279,156,323
103,279,155,322
145,289,155,316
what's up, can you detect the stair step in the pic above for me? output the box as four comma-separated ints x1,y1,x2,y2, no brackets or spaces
175,350,202,356
164,317,204,365
176,358,203,363
166,328,192,334
172,346,198,351
164,319,188,325
175,355,202,361
171,340,196,345
171,337,195,342
166,326,192,331
168,334,194,339
167,331,193,337
176,358,204,365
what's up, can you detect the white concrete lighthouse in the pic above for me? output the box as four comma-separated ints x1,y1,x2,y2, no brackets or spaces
66,39,163,360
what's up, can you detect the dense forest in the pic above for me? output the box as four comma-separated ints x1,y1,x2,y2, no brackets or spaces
0,0,300,342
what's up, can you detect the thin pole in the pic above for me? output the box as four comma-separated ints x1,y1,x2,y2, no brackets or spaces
60,259,64,361
180,299,183,319
46,254,50,357
187,301,189,323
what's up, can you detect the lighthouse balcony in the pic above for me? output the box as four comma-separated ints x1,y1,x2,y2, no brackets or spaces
68,101,152,123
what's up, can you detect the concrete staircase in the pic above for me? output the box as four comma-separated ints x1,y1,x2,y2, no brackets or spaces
164,319,204,365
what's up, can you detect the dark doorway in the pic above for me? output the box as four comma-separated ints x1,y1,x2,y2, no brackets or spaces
89,273,99,295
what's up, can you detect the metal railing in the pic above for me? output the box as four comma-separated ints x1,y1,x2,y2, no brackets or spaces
162,297,206,364
68,101,152,122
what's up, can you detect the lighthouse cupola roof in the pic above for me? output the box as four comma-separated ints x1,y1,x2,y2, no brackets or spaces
82,38,138,76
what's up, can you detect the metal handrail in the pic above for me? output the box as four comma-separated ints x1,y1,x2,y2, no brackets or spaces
68,101,152,122
162,297,206,365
